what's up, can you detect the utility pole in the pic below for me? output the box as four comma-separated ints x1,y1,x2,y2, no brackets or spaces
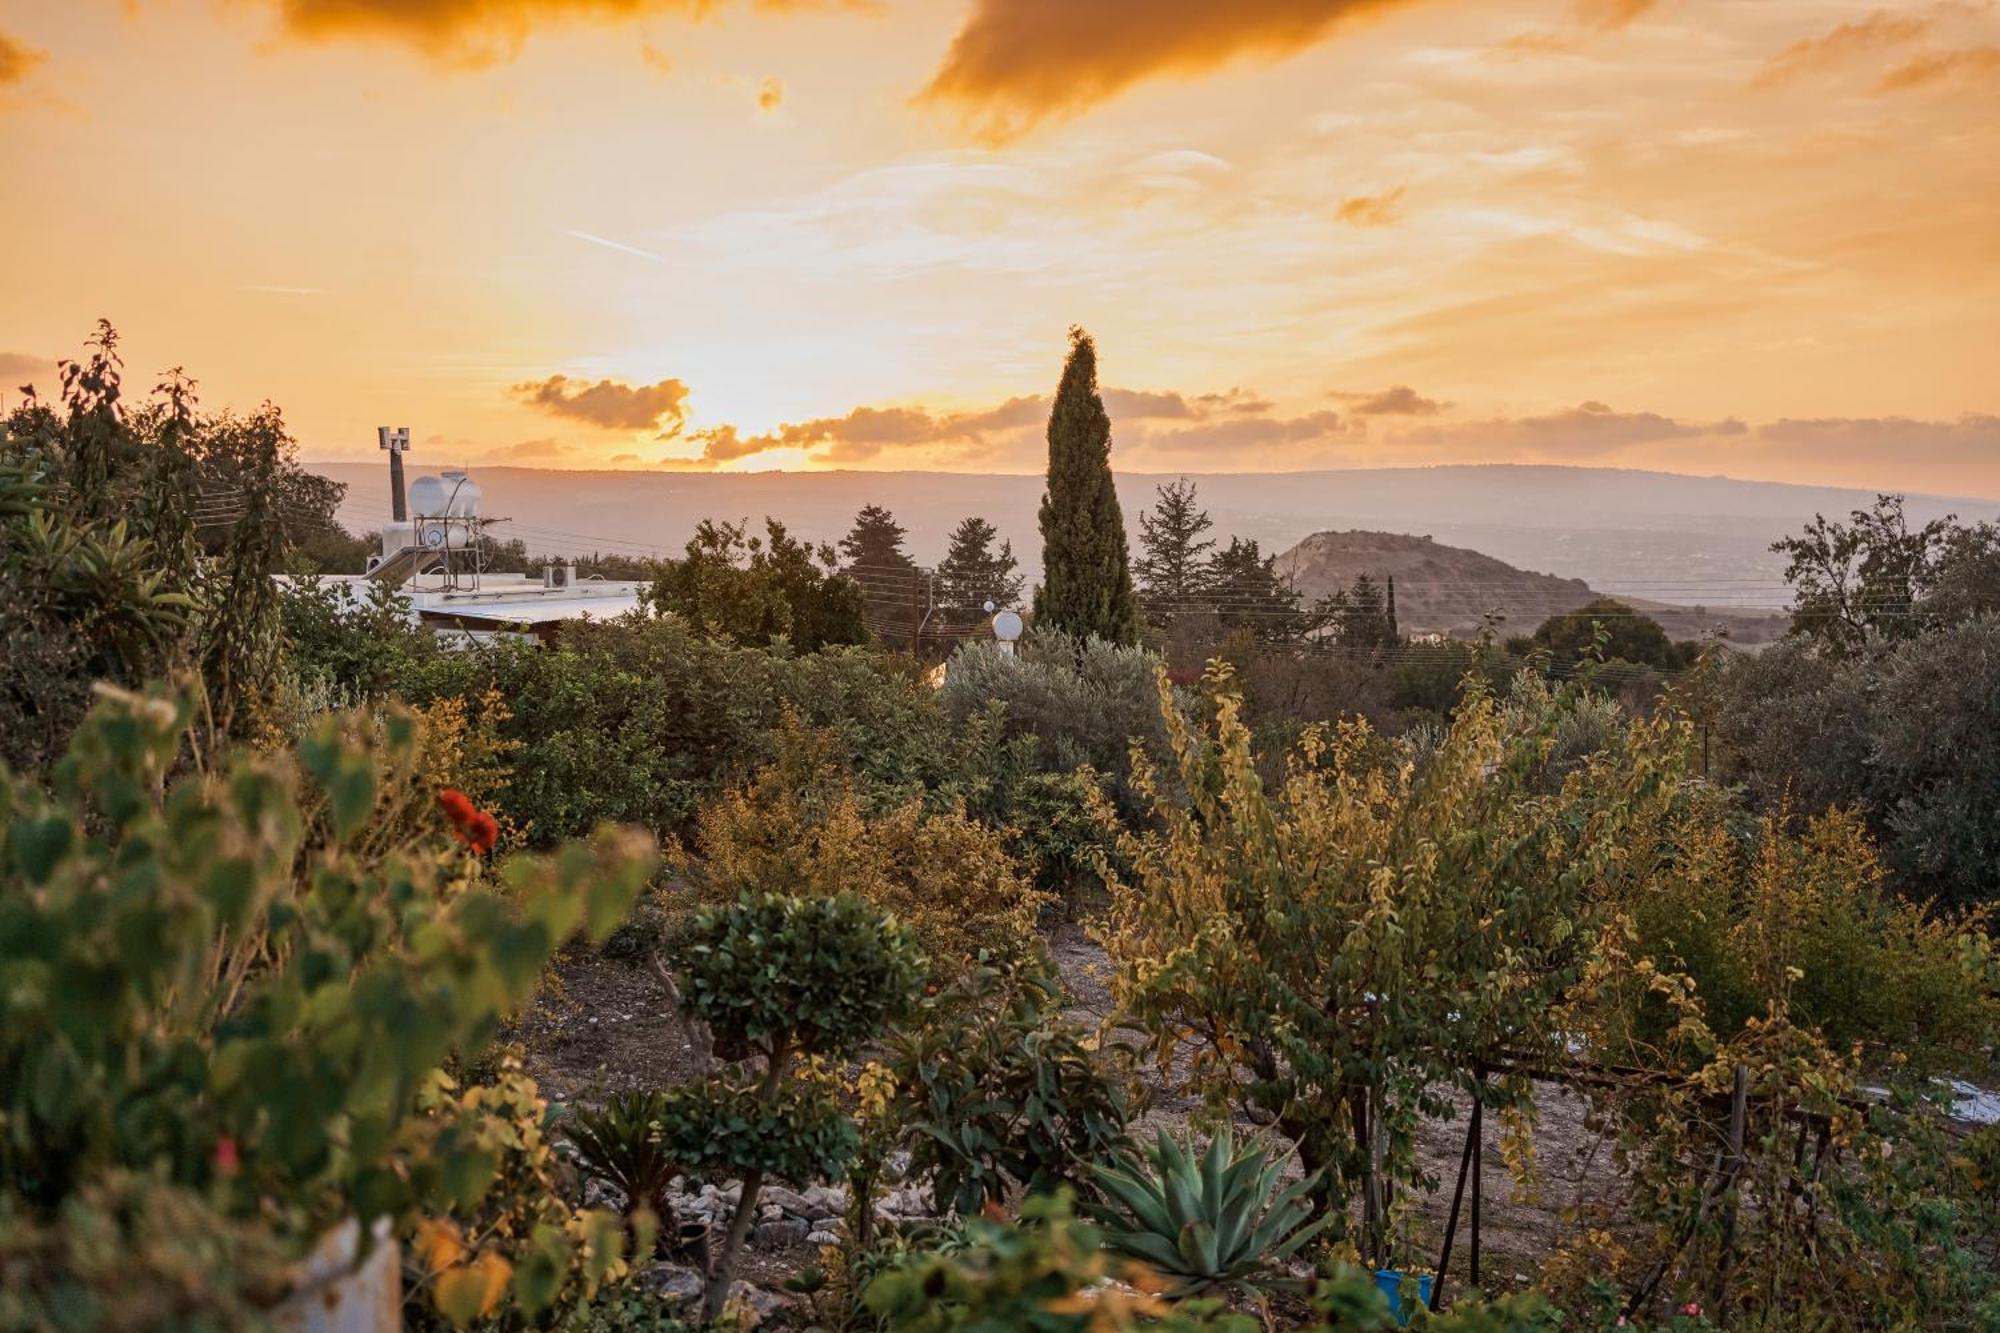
378,426,410,522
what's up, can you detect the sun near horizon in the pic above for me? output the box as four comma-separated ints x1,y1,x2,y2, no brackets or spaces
2,0,1997,499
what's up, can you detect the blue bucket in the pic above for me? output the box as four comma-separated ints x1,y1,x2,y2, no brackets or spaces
1374,1269,1435,1323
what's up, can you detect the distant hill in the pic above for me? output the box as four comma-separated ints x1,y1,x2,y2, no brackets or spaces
310,461,1993,613
1274,529,1790,644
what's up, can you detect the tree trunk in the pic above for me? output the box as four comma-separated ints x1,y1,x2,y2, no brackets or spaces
701,1169,763,1324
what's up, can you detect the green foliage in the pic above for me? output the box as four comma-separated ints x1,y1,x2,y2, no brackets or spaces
1,323,372,761
1088,1128,1333,1299
563,1091,684,1223
280,572,433,702
862,1191,1554,1332
1101,664,1687,1259
1717,616,2000,905
645,517,867,653
940,632,1174,818
1135,477,1217,617
1531,598,1683,670
0,683,654,1317
935,515,1023,630
404,1064,653,1331
681,892,925,1061
894,952,1130,1215
841,504,925,649
392,615,952,844
666,891,925,1321
1208,536,1323,644
655,1080,859,1186
1772,494,2000,652
1034,329,1141,647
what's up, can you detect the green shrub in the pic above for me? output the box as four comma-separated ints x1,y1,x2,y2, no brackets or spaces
893,951,1130,1215
667,892,924,1322
563,1091,685,1230
0,683,654,1321
939,632,1174,816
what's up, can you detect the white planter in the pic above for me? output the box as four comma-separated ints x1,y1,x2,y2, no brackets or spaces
270,1217,401,1333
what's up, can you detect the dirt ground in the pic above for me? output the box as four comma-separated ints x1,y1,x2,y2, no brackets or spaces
513,921,1632,1298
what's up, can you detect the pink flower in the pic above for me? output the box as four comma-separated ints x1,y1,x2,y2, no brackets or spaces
214,1136,240,1176
1679,1302,1703,1317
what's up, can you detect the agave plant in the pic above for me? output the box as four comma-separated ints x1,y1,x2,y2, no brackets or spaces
1087,1127,1332,1298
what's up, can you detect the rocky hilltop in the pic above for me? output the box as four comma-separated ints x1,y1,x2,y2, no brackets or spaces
1274,529,1787,644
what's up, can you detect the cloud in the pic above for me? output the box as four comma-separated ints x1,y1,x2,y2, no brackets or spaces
250,0,865,67
756,75,784,110
512,373,692,432
1130,410,1352,460
917,0,1421,142
1753,11,1935,89
1333,384,1444,415
640,42,672,76
478,437,578,462
1402,401,1739,459
0,352,54,383
1336,186,1406,226
688,383,1286,464
1879,45,2000,92
0,31,44,85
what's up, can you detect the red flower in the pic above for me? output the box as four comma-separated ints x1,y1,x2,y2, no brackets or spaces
214,1136,240,1176
439,789,499,855
1678,1302,1704,1318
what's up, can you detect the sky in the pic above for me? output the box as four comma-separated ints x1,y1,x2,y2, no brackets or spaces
1,0,1997,496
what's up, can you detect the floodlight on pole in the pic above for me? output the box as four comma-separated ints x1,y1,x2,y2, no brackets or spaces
378,426,411,522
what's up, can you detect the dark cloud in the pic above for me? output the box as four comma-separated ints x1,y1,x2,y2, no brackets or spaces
253,0,866,66
1753,11,1935,89
1879,45,2000,92
1335,187,1405,226
1333,385,1445,416
918,0,1421,141
0,31,45,85
513,373,691,433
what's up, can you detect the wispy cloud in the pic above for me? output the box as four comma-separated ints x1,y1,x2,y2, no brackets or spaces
1879,44,2000,91
1336,186,1407,226
566,229,666,263
1753,10,1936,89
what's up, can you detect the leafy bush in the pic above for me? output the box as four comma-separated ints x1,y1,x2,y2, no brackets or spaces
644,517,868,653
665,892,924,1321
692,724,1048,973
404,1064,653,1331
894,951,1130,1215
1088,1128,1331,1300
862,1191,1553,1331
0,684,653,1320
1717,616,2000,905
1100,664,1688,1262
394,615,954,844
940,632,1175,816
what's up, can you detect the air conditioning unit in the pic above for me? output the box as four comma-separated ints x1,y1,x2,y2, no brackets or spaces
543,562,576,589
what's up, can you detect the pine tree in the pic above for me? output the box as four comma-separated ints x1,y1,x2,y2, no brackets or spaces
1134,477,1216,618
935,516,1022,625
1033,328,1141,645
839,504,923,648
1208,536,1320,643
1386,574,1400,642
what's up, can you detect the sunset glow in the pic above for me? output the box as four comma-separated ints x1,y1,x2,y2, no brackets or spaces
2,0,1997,494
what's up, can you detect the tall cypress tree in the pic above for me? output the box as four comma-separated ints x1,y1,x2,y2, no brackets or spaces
1033,328,1141,645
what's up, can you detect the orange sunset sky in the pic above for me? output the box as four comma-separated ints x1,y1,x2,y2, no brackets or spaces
1,0,1997,495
